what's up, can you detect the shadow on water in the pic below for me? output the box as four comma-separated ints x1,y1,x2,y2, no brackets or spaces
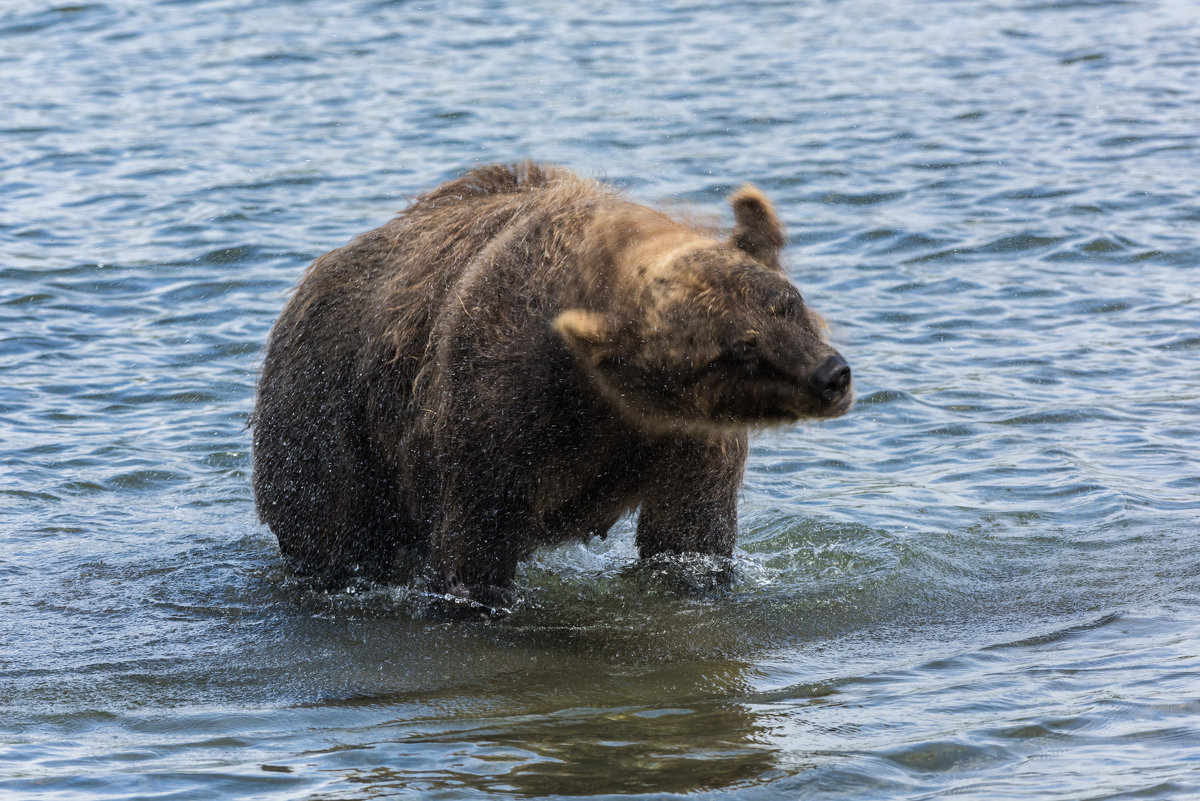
313,656,777,797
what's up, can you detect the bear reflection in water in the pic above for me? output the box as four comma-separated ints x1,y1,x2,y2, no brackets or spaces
251,163,852,613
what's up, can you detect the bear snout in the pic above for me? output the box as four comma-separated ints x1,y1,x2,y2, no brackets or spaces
807,354,852,404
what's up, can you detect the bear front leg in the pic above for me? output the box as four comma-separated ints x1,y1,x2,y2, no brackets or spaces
635,432,748,562
423,451,530,616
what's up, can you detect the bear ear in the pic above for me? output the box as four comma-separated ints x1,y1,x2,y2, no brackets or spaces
729,185,785,269
554,309,623,362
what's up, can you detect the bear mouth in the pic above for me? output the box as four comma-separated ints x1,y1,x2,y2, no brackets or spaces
812,389,855,419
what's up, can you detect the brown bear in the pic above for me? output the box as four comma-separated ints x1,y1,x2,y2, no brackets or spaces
251,162,852,611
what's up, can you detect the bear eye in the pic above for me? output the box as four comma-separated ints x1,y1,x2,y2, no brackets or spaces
697,334,756,376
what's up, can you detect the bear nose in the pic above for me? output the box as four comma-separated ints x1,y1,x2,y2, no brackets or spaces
808,355,851,402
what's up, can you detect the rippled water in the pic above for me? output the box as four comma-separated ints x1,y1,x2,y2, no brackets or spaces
3,1,1199,798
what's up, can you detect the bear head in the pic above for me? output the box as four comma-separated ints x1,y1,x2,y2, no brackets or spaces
556,186,852,432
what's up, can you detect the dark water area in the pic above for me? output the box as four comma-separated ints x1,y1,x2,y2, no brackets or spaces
3,0,1199,798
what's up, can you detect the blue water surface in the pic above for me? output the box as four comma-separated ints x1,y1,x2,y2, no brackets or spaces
2,1,1199,799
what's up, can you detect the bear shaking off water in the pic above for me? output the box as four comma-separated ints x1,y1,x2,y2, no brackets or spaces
251,163,852,609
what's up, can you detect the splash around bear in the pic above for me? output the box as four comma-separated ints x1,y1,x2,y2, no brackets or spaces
251,163,852,612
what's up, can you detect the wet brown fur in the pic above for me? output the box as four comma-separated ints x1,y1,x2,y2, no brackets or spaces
251,162,851,605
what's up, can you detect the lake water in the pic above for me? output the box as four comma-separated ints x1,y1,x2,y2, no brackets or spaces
3,0,1199,798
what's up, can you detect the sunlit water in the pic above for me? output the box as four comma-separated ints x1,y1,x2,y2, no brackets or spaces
3,1,1199,798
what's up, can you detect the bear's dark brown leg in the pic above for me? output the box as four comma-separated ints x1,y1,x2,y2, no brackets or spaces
635,432,748,560
426,500,526,615
418,415,534,614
